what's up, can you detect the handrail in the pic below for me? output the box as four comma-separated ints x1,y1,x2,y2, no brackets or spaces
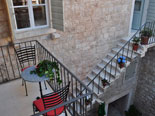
0,40,93,116
78,21,155,96
36,41,92,93
32,91,93,116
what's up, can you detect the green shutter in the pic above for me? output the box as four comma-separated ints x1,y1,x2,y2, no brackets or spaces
146,0,155,22
51,0,64,31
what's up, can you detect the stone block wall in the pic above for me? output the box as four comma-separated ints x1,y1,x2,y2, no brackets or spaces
14,0,133,80
134,47,155,116
0,0,10,40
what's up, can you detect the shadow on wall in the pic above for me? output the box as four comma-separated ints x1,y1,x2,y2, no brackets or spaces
134,46,155,116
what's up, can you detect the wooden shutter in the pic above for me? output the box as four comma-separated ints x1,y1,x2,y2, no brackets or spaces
51,0,64,31
146,0,155,22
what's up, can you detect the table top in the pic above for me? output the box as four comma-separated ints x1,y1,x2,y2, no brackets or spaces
21,66,49,82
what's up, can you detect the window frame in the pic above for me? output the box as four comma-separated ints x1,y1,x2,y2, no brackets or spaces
11,0,49,32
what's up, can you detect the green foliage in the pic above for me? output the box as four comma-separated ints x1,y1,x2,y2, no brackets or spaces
140,28,153,37
125,105,142,116
102,79,108,84
98,103,106,116
132,37,141,45
30,60,62,84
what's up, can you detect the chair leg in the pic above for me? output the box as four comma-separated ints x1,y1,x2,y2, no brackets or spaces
33,104,35,114
44,81,47,90
22,79,24,86
65,109,68,116
24,80,28,96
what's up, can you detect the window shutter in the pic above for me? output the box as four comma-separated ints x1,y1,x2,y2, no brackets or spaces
51,0,64,31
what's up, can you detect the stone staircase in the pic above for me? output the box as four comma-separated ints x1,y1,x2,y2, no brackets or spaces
70,34,155,115
69,21,155,115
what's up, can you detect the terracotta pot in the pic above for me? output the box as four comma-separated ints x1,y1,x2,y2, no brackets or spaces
119,63,125,68
132,44,139,51
141,36,149,45
102,82,107,87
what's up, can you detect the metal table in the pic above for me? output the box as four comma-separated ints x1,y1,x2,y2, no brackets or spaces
21,66,49,97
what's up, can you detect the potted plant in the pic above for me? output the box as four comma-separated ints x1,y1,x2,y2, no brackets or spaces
140,28,152,45
132,37,140,51
117,56,126,68
102,79,109,87
85,98,91,105
30,60,62,84
98,102,106,116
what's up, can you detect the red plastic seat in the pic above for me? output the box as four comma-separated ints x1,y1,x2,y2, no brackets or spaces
33,94,64,116
33,83,70,116
21,66,31,72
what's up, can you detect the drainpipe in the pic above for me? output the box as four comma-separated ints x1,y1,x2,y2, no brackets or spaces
4,0,15,45
129,0,136,35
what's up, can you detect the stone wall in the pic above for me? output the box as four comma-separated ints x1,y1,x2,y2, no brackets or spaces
134,47,155,116
14,0,133,80
0,0,10,40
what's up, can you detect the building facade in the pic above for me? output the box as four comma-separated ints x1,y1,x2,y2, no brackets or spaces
0,0,155,116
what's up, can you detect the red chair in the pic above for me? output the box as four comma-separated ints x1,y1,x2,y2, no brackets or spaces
33,83,70,116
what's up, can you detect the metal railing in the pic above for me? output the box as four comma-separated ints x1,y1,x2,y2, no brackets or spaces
0,40,93,116
78,21,155,96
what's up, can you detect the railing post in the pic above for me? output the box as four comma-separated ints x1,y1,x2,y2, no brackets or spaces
73,102,76,116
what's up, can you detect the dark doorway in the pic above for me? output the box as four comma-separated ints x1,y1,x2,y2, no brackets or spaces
108,95,129,116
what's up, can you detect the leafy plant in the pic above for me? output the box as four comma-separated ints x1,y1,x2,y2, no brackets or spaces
117,56,126,64
125,105,142,116
140,28,153,37
30,60,62,84
102,79,109,87
102,79,108,83
98,102,106,116
132,37,141,45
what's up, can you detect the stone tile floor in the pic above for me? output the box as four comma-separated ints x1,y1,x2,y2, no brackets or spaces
0,79,70,116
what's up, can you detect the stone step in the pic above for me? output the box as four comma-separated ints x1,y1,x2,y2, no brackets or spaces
101,58,121,73
111,47,137,60
90,69,115,84
118,40,145,55
94,64,120,78
106,52,131,68
87,72,113,91
82,79,102,97
117,42,142,55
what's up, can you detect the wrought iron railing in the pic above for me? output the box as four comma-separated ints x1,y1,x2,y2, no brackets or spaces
78,21,155,96
0,40,93,116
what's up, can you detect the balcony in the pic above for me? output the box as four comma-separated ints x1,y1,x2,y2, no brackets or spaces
0,41,93,116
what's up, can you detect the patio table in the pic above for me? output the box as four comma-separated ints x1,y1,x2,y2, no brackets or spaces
21,66,49,97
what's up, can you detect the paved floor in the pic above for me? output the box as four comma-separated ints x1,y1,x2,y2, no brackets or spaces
0,79,69,116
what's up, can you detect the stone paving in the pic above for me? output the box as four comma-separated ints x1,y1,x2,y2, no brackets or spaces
0,79,69,116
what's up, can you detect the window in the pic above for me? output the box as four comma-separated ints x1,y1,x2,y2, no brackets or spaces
11,0,48,30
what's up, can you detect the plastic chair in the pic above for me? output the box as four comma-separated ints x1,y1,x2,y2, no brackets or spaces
33,83,70,116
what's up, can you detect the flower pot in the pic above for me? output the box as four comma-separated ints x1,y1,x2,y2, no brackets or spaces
132,44,139,51
102,82,107,87
85,101,90,105
141,36,149,45
118,63,125,68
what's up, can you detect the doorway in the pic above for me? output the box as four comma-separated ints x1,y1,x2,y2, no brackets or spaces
132,0,145,30
107,95,129,116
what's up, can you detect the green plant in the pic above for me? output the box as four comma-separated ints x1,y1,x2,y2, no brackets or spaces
140,28,153,37
125,105,142,116
98,103,106,116
132,37,141,45
102,79,108,84
30,60,62,84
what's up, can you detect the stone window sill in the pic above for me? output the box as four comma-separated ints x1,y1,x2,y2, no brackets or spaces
14,27,56,40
